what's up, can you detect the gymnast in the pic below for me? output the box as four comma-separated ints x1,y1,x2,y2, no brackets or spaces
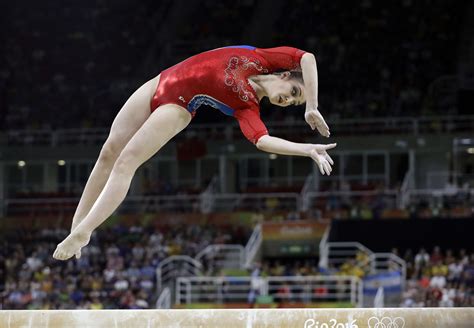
53,45,336,260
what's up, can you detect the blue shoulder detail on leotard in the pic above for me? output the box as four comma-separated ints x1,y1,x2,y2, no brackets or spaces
188,95,235,117
223,45,256,50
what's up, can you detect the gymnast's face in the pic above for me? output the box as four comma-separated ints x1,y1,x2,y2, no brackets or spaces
267,72,306,107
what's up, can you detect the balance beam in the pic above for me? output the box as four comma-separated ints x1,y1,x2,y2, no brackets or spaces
1,308,473,328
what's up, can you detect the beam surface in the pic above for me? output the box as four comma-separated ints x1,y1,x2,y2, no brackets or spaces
1,308,473,328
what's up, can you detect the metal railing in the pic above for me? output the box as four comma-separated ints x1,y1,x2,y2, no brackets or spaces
319,241,406,294
402,188,474,216
156,287,171,309
199,175,219,214
3,188,472,217
399,169,414,208
301,172,318,212
425,171,474,190
405,188,474,200
120,195,203,214
3,195,204,217
195,244,245,271
3,197,79,218
5,128,109,146
176,275,363,307
3,193,300,216
156,255,202,294
212,192,300,212
318,226,331,268
320,242,374,268
369,253,407,285
244,224,262,268
304,190,400,215
374,287,384,308
155,244,247,306
4,115,473,146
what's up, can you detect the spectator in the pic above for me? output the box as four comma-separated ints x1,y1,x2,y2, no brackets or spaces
2,222,249,309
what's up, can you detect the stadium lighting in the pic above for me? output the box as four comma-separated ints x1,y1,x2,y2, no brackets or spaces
18,160,26,167
57,160,66,166
467,148,474,154
269,154,278,160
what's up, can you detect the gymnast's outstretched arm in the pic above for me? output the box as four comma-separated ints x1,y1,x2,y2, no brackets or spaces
300,53,330,138
256,135,336,176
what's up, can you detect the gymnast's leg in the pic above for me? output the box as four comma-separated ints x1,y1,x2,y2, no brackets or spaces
70,76,159,234
54,104,192,260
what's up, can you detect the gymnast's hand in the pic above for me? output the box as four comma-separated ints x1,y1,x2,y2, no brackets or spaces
308,143,336,175
305,108,330,137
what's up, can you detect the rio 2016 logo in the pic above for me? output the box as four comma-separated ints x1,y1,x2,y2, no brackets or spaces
303,319,358,328
367,317,405,328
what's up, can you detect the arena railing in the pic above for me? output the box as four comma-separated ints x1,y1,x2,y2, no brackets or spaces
156,287,171,309
301,172,318,212
320,242,406,289
318,226,331,268
195,244,245,270
303,189,400,214
3,188,473,217
156,245,248,306
156,255,203,297
0,193,305,217
200,175,219,214
210,192,300,212
399,168,414,208
320,242,374,268
369,253,406,284
176,275,363,307
319,241,406,307
374,286,384,308
4,115,474,146
3,194,204,217
404,188,474,203
244,224,262,268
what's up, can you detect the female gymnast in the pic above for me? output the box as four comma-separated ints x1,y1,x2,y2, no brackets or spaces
53,45,336,260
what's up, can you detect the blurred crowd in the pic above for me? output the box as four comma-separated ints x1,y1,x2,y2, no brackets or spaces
1,0,466,130
1,223,248,309
244,253,370,304
273,0,464,121
307,182,474,220
1,221,473,309
6,182,473,220
2,0,165,130
399,247,474,307
311,191,474,220
253,247,474,307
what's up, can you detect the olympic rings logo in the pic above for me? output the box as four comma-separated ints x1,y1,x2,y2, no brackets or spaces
367,317,405,328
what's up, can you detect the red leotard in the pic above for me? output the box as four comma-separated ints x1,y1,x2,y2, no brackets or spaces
150,46,306,144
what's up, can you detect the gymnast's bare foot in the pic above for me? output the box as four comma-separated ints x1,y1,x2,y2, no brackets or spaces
53,230,91,261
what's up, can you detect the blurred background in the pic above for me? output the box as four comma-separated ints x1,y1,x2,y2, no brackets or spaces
1,0,473,310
